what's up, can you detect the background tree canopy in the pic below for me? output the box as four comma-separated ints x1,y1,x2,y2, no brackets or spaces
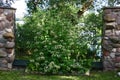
26,0,93,16
0,0,14,7
26,0,120,15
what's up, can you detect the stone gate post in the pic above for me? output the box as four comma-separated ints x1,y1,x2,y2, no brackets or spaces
0,7,16,70
103,7,120,71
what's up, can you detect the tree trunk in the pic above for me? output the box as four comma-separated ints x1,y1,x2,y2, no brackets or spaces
77,0,94,18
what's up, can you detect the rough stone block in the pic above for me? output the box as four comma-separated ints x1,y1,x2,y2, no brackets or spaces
115,57,120,63
0,43,4,48
0,38,7,43
109,36,120,43
6,13,13,22
103,59,114,69
116,12,120,16
117,25,120,29
105,30,115,36
104,37,109,40
6,48,14,54
0,21,6,31
104,9,111,14
0,63,7,68
105,30,112,34
5,28,12,33
2,20,11,29
103,39,113,51
4,9,12,15
117,48,120,52
115,30,120,35
115,53,120,56
4,20,11,28
110,53,115,58
0,49,7,57
6,54,15,63
116,17,120,25
5,42,15,49
0,17,5,21
111,43,120,48
0,9,4,14
104,14,116,22
103,44,113,52
103,49,110,56
105,22,116,29
112,48,117,52
113,9,120,12
7,63,12,69
0,58,7,68
115,63,120,67
3,32,14,39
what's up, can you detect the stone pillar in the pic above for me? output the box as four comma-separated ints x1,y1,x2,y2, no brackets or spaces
103,7,120,71
0,7,15,70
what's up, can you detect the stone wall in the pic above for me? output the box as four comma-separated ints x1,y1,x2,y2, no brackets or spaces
0,7,15,70
103,7,120,71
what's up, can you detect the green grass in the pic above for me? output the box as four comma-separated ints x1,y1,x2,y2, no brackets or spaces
0,70,119,80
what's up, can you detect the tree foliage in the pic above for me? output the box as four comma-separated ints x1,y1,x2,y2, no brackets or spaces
0,0,15,7
107,0,120,6
26,0,93,17
26,0,120,17
83,12,103,60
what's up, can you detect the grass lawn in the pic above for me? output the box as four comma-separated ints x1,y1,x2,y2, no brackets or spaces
0,70,120,80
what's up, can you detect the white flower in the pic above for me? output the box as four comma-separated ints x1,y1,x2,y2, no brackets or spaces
30,59,34,62
117,72,120,76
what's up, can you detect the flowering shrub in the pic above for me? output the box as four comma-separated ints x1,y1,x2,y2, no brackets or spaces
16,7,97,74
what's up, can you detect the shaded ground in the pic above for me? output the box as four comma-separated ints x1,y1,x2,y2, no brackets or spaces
0,70,120,80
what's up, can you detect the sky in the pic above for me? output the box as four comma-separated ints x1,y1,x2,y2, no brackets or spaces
11,0,27,18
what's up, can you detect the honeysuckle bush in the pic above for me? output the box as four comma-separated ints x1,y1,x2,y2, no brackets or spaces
28,10,86,74
16,5,102,74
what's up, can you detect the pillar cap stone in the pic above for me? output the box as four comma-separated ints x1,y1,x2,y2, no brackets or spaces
103,7,120,9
